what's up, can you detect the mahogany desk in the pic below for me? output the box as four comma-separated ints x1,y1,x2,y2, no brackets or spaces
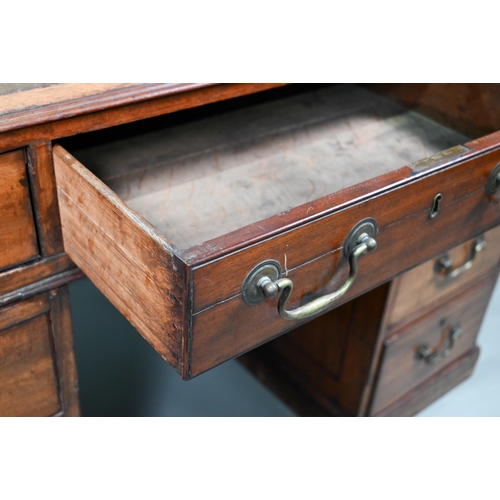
0,83,499,416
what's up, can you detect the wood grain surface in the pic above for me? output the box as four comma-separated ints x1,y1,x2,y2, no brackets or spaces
52,84,500,379
189,146,500,376
373,347,480,417
366,84,500,139
0,83,198,132
0,84,285,152
49,286,80,416
53,145,186,373
261,283,390,416
192,135,500,314
369,274,497,415
0,294,49,331
0,149,39,270
26,141,64,256
384,225,500,333
0,253,76,299
70,84,468,250
0,301,60,417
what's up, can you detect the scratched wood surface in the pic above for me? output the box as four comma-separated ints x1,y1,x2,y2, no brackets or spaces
70,84,469,250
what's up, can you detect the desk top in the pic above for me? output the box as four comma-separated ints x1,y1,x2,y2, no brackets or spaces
0,83,213,133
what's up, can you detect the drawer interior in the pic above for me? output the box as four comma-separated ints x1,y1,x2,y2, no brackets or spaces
55,83,500,379
60,84,469,252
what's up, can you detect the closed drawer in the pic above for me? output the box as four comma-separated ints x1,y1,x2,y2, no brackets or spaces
53,84,500,379
0,295,60,416
370,275,497,415
0,149,39,271
384,224,500,332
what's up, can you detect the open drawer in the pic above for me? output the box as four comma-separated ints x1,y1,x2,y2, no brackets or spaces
53,84,500,379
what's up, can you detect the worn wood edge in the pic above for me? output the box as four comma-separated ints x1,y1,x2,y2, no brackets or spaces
0,294,51,332
372,347,480,417
26,141,65,256
181,167,412,264
192,166,500,315
0,253,77,299
0,84,287,153
189,188,500,376
48,286,80,417
0,84,213,134
182,262,194,380
54,145,185,373
0,267,83,308
53,145,178,256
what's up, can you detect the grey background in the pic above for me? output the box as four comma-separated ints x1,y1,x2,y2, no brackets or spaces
69,276,500,417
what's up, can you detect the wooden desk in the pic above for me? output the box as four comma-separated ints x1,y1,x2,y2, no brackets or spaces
1,83,499,416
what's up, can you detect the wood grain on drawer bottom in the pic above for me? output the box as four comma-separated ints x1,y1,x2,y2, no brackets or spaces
370,275,496,415
0,312,60,417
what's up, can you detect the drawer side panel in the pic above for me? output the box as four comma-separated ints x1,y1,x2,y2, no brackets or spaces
53,145,185,373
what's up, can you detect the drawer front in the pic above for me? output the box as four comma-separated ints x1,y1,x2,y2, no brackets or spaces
384,225,500,332
190,142,500,377
370,275,497,415
55,132,500,379
0,149,39,271
0,296,60,417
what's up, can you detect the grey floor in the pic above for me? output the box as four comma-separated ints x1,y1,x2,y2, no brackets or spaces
69,277,500,417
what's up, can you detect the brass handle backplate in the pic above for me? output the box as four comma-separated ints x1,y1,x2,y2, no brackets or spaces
416,324,463,365
435,236,486,280
241,218,378,320
486,162,500,195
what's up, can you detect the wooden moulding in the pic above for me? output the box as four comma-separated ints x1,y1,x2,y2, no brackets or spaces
53,86,500,379
0,254,78,303
0,84,286,153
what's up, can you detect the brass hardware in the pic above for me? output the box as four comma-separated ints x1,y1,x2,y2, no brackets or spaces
417,324,463,365
429,193,442,219
242,260,281,306
486,162,500,195
435,236,486,279
242,219,378,320
409,145,471,173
